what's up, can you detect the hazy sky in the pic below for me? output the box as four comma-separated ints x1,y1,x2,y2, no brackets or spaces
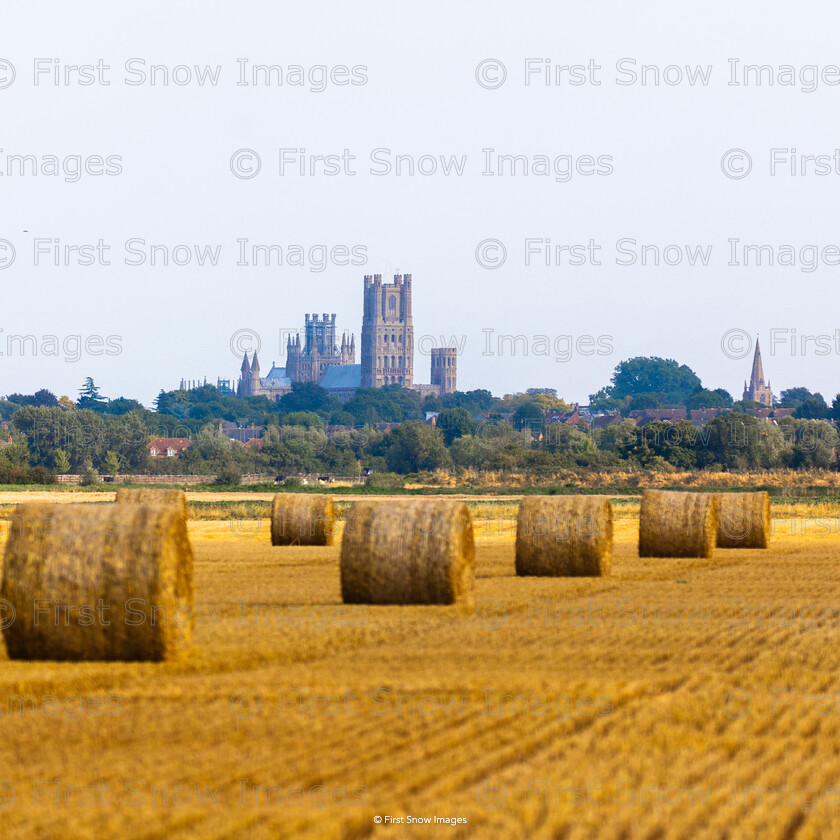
3,2,839,406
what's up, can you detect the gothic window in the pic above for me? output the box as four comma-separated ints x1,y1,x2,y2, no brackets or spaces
388,295,396,311
392,356,396,368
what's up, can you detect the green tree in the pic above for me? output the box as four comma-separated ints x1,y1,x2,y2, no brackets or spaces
793,395,829,420
79,457,100,486
281,411,324,430
448,434,484,469
378,422,451,473
694,413,783,470
343,385,422,425
53,448,71,474
6,389,59,407
436,408,476,445
831,394,840,424
77,377,107,411
594,419,639,453
278,382,340,416
778,418,838,468
779,387,814,408
591,357,703,409
103,450,120,475
543,423,597,455
685,388,733,409
107,397,146,415
511,401,545,432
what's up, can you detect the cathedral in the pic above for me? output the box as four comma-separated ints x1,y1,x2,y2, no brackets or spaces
742,337,774,406
232,273,457,402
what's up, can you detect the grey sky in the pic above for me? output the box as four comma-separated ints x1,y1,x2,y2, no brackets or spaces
2,1,838,406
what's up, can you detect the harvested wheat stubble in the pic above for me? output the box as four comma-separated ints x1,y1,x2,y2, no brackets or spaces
1,502,194,661
270,494,335,546
715,491,771,548
638,490,718,559
340,499,475,605
115,487,188,521
515,495,613,577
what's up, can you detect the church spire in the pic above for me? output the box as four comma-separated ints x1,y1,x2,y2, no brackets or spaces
750,336,765,388
240,352,250,374
251,352,260,373
743,335,774,407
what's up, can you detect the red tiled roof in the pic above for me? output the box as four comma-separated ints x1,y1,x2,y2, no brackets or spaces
147,437,192,455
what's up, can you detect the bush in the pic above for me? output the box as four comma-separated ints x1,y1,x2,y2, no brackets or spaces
364,471,406,489
0,465,56,485
283,476,303,489
214,464,242,486
79,459,100,486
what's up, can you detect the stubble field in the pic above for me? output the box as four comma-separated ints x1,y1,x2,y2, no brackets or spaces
1,496,839,838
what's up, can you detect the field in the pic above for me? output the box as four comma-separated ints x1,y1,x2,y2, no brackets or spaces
2,493,840,838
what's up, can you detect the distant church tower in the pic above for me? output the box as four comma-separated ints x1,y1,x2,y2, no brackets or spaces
743,337,773,406
361,273,414,388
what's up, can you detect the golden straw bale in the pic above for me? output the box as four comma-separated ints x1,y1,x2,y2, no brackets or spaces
638,490,717,559
270,494,335,546
115,487,188,521
1,502,194,661
716,491,771,548
516,495,612,576
340,499,474,605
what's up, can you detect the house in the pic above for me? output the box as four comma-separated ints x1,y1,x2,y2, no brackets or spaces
148,438,192,457
688,408,728,426
219,421,264,443
545,403,586,427
629,409,688,424
375,422,401,433
590,411,623,430
750,406,795,421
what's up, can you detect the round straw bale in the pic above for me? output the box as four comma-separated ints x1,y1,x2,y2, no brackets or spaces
515,495,612,577
115,487,188,521
638,490,717,559
715,491,771,548
270,494,335,546
1,502,194,661
340,499,474,605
